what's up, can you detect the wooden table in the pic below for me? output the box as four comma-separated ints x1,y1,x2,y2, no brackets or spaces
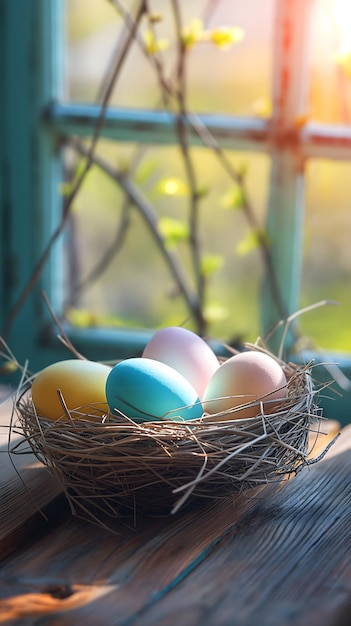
0,388,350,626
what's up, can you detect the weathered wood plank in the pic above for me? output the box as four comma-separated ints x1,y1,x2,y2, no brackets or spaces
0,383,345,625
129,425,351,626
0,485,271,623
0,389,64,561
0,424,346,625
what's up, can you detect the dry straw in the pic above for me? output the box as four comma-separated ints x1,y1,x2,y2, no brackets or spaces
14,339,329,528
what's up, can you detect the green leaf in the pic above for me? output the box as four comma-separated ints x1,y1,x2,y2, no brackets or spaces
181,19,204,50
210,26,244,50
201,254,224,277
0,360,18,375
66,308,125,329
135,159,157,185
195,184,210,199
74,158,88,180
221,186,245,210
251,98,272,118
58,182,73,198
65,308,98,328
143,30,169,55
203,303,229,324
156,177,189,196
149,13,163,24
59,158,88,197
236,229,268,256
158,217,189,248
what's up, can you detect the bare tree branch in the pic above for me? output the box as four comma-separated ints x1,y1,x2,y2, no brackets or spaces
108,0,286,323
171,0,206,335
68,136,201,317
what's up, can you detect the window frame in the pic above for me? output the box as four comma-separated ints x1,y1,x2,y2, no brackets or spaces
1,0,351,422
0,0,65,369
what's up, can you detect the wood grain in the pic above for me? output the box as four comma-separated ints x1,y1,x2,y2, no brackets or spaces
0,389,64,560
0,485,273,622
0,386,349,626
130,426,351,626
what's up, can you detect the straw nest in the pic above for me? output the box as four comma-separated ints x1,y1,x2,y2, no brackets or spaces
15,344,323,526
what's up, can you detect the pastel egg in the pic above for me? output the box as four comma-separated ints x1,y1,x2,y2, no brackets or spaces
105,357,203,422
142,326,219,399
31,359,112,420
202,351,288,420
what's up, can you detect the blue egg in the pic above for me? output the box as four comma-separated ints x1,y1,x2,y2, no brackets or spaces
105,357,203,422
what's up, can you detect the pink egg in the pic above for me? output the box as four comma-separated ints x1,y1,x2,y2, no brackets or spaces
202,350,288,420
142,326,219,399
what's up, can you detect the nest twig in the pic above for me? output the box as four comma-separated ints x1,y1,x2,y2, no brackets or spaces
13,347,326,528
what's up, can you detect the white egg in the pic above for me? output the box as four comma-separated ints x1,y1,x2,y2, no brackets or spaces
142,326,219,399
202,351,288,420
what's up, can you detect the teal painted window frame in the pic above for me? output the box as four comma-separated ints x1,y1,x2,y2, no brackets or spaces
0,0,65,371
1,0,351,422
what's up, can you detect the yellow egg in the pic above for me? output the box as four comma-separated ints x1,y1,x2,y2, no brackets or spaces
202,351,288,420
31,359,111,420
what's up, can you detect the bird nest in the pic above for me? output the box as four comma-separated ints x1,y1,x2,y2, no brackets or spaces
13,344,326,528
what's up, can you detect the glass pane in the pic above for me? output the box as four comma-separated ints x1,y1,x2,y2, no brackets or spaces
64,0,274,116
61,0,274,344
299,159,351,351
62,140,270,343
310,0,351,124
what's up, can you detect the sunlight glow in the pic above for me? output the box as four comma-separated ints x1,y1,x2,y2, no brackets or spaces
333,0,351,26
332,0,351,52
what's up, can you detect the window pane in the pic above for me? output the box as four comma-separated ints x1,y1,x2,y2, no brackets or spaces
64,0,274,116
62,141,270,343
300,159,351,351
61,0,274,344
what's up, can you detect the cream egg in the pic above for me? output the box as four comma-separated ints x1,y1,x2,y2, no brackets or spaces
202,351,288,420
142,326,219,399
31,359,111,420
